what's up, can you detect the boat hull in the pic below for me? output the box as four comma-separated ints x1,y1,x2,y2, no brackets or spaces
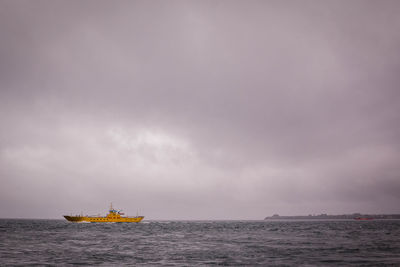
64,215,144,223
354,217,373,220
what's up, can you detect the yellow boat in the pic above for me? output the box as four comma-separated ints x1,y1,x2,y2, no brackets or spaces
63,204,144,223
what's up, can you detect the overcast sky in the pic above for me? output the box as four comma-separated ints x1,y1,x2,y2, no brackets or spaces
1,0,399,220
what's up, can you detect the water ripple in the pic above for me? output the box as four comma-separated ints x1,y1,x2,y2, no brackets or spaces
0,219,399,265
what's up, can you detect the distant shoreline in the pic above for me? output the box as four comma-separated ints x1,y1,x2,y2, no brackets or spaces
265,214,400,220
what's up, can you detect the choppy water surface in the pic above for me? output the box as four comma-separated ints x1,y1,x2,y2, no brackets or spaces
1,219,399,266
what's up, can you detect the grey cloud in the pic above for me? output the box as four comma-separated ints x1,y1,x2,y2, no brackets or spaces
1,0,400,219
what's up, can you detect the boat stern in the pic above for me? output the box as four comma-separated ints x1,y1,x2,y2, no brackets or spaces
63,215,85,222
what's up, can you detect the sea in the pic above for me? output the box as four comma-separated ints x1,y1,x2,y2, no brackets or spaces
1,219,400,266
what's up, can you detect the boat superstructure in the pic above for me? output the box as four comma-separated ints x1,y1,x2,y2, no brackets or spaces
63,204,144,223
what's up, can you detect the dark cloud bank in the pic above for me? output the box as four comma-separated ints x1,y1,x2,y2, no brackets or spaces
0,0,399,219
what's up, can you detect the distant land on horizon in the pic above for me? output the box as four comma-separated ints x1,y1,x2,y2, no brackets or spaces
265,213,400,220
